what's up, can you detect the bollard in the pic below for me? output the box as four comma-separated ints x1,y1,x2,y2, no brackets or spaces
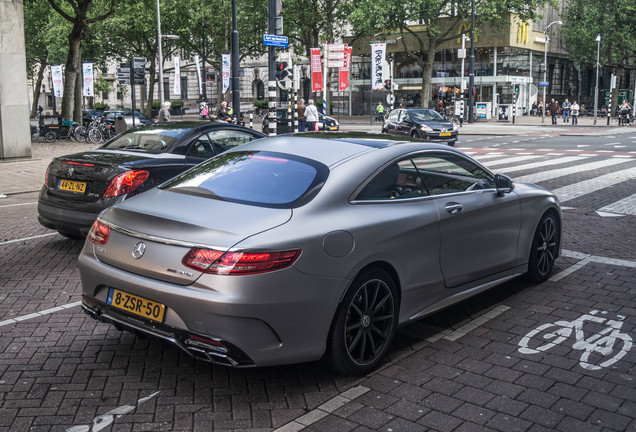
249,113,253,129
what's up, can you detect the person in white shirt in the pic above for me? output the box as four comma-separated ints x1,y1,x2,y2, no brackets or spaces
570,101,580,126
305,99,319,131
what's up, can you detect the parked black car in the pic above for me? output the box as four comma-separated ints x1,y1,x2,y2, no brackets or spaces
38,122,265,238
102,110,155,125
382,108,458,146
262,108,339,134
82,110,103,126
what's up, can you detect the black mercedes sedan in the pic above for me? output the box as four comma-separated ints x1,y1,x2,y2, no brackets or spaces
38,122,265,238
382,108,458,145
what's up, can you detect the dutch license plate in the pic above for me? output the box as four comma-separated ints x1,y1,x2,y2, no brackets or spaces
107,288,166,322
440,132,452,137
58,179,87,193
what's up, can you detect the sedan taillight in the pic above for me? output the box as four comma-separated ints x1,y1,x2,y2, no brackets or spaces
88,220,110,245
103,170,149,197
44,166,49,188
182,248,301,275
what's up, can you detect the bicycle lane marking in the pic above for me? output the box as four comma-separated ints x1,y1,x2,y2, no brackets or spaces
518,310,633,371
550,249,636,282
0,232,57,246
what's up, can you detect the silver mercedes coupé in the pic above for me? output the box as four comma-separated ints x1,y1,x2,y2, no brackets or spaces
79,133,562,374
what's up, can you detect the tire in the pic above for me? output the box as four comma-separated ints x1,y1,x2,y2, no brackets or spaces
31,130,40,141
73,126,87,141
88,128,103,144
58,127,71,140
527,211,560,282
327,268,399,375
411,130,421,139
448,140,457,147
44,132,57,143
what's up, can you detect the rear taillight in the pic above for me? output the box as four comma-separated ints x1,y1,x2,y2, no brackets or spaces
88,220,110,245
182,248,301,275
44,166,49,188
103,170,149,197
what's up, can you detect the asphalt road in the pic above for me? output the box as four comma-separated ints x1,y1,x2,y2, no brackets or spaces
0,133,634,432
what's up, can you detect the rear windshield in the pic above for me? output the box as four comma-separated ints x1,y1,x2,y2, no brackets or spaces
101,127,189,153
161,151,328,208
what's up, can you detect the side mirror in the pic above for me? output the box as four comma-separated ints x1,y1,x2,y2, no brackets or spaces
495,174,514,196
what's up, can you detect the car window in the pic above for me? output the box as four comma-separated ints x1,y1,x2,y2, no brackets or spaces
162,151,329,208
357,158,430,200
388,110,400,121
411,153,495,195
187,134,216,159
208,130,261,153
410,109,444,122
102,128,188,153
398,111,410,122
356,153,495,201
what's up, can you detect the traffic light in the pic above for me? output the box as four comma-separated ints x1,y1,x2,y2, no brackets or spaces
384,79,391,90
276,61,290,81
514,83,520,93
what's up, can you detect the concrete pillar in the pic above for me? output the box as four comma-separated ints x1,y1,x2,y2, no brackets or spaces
0,0,31,160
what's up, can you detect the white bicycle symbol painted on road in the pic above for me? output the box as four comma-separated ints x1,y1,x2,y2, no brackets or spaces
518,310,633,370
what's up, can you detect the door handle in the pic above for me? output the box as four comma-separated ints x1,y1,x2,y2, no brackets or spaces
445,202,463,214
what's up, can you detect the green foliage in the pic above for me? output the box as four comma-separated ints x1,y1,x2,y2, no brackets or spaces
561,0,636,68
253,99,269,109
94,102,109,110
152,101,161,110
170,100,184,109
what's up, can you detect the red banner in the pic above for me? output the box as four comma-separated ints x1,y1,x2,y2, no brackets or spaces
339,46,352,91
310,48,323,92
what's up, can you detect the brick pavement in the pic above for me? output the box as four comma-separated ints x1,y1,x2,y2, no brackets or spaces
0,122,635,431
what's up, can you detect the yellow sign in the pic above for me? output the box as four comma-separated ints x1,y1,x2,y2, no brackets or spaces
457,23,478,44
517,22,529,43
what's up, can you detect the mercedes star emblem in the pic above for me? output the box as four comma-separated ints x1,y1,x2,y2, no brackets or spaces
132,242,146,259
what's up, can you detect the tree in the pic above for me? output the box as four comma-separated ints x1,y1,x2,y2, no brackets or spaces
47,0,116,121
348,0,557,106
24,0,53,118
561,0,636,109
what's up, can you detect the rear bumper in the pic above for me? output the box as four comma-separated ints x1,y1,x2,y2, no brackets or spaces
37,187,116,236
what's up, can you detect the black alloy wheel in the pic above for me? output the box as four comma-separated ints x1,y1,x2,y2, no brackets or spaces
527,212,560,282
327,269,398,375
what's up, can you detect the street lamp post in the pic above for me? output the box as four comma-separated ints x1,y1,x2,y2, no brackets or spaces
468,0,475,123
156,0,164,105
594,34,601,125
541,20,562,124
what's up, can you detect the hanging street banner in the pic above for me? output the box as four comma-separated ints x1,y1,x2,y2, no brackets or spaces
339,45,352,91
194,55,202,96
222,54,231,94
310,48,323,92
82,63,94,97
51,65,63,97
173,57,181,95
371,43,386,90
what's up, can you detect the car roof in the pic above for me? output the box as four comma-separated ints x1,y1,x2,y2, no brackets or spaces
232,133,463,167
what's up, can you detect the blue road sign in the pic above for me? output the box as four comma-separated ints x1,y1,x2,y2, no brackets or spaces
263,34,288,48
539,81,549,87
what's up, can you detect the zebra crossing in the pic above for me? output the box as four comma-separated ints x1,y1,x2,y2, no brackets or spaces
460,147,636,217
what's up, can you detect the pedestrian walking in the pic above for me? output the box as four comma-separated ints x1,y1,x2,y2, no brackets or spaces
297,98,307,132
571,101,580,125
562,99,571,124
550,99,558,125
159,102,171,122
305,99,319,131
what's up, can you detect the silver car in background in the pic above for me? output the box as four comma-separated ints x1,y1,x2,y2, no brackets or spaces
79,133,562,374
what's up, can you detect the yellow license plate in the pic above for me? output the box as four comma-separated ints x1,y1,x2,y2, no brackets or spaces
440,132,452,137
107,288,166,322
58,179,87,193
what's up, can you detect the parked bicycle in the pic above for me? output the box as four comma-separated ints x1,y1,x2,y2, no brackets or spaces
518,310,633,370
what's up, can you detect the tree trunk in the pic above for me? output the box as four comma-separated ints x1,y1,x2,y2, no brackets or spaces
30,63,46,118
74,51,83,122
419,50,435,109
145,58,157,118
61,20,87,120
